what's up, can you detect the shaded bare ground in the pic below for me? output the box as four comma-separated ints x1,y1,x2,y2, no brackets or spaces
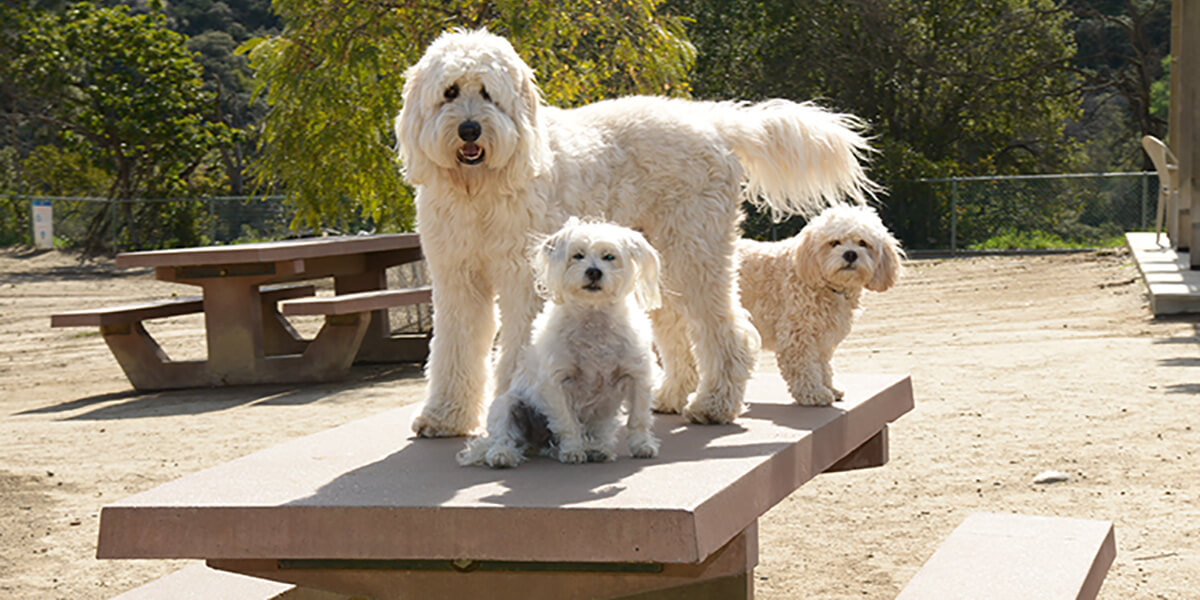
1,247,1197,598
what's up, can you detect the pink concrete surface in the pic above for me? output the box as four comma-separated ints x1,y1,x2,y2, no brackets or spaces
114,234,421,269
896,512,1116,600
97,372,912,565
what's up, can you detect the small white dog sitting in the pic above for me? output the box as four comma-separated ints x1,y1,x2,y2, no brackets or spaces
737,204,903,406
457,219,661,468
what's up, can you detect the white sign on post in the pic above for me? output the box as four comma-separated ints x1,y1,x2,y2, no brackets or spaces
32,200,53,249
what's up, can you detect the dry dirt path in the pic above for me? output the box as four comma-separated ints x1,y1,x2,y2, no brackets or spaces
1,247,1197,599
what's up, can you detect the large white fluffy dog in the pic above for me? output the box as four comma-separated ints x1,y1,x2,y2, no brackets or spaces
457,219,661,468
396,28,876,436
737,204,903,406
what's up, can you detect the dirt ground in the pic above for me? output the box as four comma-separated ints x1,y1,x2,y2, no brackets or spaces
1,246,1197,599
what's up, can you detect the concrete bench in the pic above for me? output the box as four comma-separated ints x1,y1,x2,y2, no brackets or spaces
276,286,433,368
109,563,345,600
49,284,319,389
51,284,316,328
896,512,1116,600
279,286,432,317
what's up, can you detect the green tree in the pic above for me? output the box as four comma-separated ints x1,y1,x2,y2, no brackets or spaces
675,0,1081,178
671,0,1082,247
1068,0,1172,170
243,0,694,233
1,3,233,251
20,145,111,196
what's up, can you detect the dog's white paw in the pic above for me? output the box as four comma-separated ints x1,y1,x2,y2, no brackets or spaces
484,443,523,468
557,445,588,464
585,449,616,462
791,384,837,406
683,390,742,425
412,407,478,438
628,430,660,459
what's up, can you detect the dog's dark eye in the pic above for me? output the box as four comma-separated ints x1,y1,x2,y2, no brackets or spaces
858,240,871,249
828,240,840,248
602,253,616,261
444,85,459,100
572,252,585,260
480,86,491,101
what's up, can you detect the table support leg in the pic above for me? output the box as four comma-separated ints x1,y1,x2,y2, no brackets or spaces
100,323,207,390
293,313,372,380
334,253,430,364
262,305,309,356
211,523,758,600
202,283,265,384
825,426,889,473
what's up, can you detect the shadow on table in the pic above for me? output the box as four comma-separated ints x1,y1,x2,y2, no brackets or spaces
17,363,424,421
285,408,807,510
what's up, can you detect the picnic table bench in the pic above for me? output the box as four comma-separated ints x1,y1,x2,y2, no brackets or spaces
896,512,1115,600
97,372,913,599
51,234,431,390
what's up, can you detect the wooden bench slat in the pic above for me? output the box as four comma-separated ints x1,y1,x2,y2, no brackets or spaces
896,512,1116,600
280,286,432,316
51,284,316,328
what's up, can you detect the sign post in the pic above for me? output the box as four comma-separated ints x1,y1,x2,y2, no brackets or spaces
32,200,52,249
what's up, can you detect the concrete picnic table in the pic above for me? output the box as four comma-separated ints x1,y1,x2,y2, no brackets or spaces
56,234,429,389
97,372,913,600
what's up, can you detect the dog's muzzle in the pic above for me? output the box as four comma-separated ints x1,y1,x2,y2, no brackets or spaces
583,267,603,291
457,120,485,165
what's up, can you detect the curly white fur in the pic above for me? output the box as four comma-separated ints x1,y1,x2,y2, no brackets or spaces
396,29,876,435
457,219,661,468
737,204,903,406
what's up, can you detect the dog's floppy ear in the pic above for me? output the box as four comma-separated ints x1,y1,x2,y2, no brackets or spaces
395,60,436,186
793,226,824,285
530,219,577,303
495,41,550,194
867,229,904,292
624,230,662,311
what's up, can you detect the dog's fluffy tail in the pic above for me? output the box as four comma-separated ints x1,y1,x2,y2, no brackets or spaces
713,100,878,220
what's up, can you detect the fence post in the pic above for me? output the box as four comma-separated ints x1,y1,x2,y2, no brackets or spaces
950,178,958,254
1141,173,1149,230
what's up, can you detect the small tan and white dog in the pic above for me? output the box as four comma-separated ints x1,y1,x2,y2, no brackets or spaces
457,219,662,468
736,204,903,406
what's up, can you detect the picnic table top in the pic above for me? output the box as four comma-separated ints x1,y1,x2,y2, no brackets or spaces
97,372,912,565
113,233,421,269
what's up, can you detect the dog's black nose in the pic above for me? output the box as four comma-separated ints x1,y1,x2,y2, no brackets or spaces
458,120,481,142
585,267,603,282
843,250,858,263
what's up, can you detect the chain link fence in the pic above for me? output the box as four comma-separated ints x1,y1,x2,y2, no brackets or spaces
3,171,1159,255
1,195,296,252
744,171,1158,253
